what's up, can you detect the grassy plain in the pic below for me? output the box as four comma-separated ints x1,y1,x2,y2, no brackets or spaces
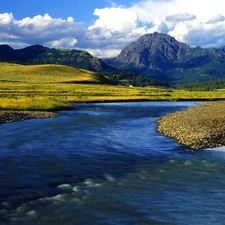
1,62,225,111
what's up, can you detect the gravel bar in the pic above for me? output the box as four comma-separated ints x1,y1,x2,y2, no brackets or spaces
0,110,60,124
157,102,225,150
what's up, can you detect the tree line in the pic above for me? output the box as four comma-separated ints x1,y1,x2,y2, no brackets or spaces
99,71,169,87
177,79,225,91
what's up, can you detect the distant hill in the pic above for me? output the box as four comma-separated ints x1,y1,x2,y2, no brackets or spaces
0,62,114,85
4,33,225,85
0,44,169,87
0,44,116,73
103,32,225,84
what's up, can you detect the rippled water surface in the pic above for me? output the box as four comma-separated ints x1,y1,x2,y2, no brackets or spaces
1,101,225,225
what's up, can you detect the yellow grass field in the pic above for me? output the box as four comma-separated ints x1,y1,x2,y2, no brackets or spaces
1,62,225,111
0,63,102,83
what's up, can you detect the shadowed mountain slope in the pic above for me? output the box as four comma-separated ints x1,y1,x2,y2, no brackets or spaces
0,45,116,73
103,32,225,84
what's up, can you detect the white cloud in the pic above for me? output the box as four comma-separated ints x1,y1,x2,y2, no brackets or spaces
84,0,225,56
88,7,139,32
106,0,125,7
166,13,196,22
184,22,225,47
129,0,225,49
131,0,225,24
67,17,74,22
48,38,77,48
0,13,14,26
168,23,189,43
0,13,84,48
1,0,225,58
207,14,225,24
85,48,121,58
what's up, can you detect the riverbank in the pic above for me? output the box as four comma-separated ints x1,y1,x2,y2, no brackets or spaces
3,101,225,150
0,110,60,124
157,101,225,150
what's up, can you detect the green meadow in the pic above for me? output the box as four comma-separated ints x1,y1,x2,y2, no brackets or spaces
1,62,225,111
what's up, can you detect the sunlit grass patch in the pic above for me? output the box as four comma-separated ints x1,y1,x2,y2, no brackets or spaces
0,63,101,84
1,62,225,111
0,96,72,111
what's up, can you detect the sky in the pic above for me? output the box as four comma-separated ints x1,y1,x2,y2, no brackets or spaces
1,0,225,58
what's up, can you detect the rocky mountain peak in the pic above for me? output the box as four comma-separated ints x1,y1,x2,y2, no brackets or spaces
102,32,225,83
115,32,191,70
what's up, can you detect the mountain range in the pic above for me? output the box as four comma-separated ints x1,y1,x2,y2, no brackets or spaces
0,44,115,73
2,32,225,84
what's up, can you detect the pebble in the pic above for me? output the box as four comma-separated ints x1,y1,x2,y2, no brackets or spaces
157,102,225,150
0,110,60,124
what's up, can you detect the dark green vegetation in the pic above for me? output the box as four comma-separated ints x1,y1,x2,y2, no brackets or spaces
98,71,169,87
178,79,225,91
0,44,115,72
103,32,225,84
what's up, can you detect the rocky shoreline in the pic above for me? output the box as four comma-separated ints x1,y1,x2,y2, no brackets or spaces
157,102,225,150
0,110,60,124
3,102,225,150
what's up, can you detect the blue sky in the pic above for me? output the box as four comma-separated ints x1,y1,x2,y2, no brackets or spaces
1,0,128,25
1,0,225,57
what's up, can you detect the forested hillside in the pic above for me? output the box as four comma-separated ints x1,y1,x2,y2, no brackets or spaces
0,44,115,72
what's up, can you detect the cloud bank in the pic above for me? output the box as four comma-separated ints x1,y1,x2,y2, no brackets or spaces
1,0,225,57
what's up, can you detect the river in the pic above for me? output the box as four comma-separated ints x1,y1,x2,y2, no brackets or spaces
1,101,225,225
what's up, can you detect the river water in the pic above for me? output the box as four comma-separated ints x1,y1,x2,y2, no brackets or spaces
1,101,225,225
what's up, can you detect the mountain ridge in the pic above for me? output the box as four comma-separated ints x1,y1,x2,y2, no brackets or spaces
0,44,116,73
103,32,225,84
2,32,225,84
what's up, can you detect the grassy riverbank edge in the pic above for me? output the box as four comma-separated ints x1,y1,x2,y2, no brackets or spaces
157,101,225,150
0,99,161,124
3,100,225,151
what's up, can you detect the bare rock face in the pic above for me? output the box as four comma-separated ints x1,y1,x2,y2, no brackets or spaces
115,32,191,69
107,32,212,70
103,32,223,83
